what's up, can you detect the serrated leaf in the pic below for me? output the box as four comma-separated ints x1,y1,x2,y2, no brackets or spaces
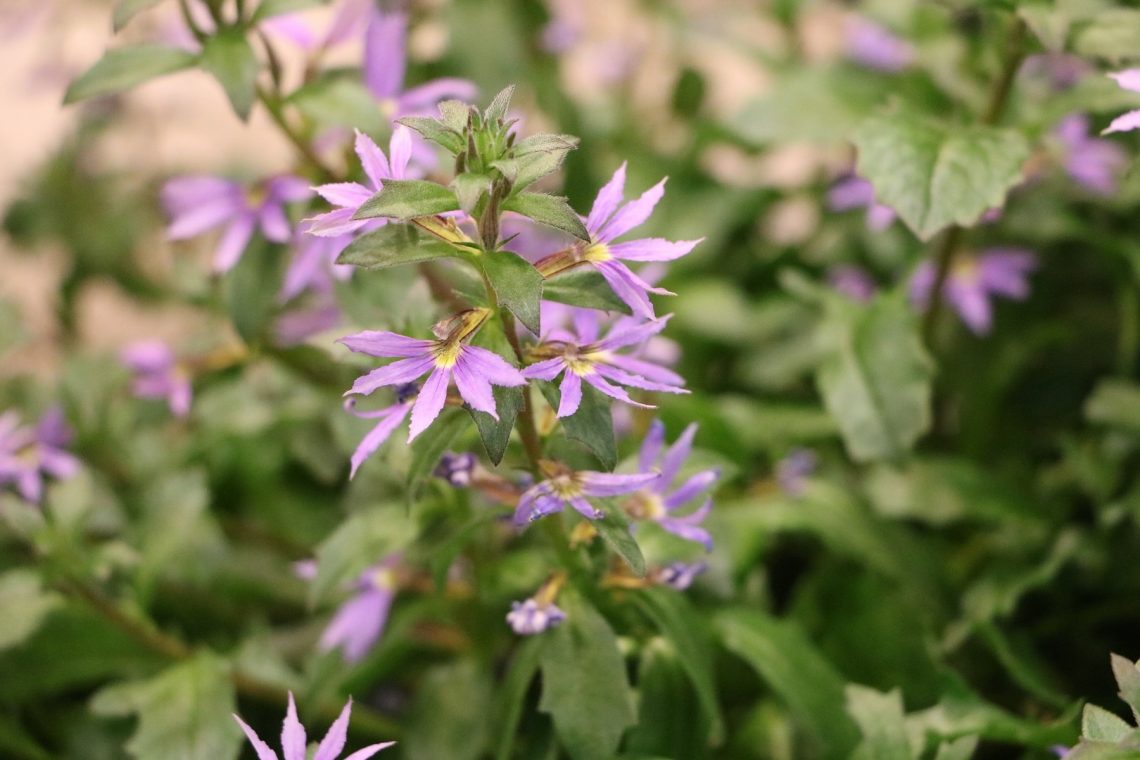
539,382,616,470
408,409,469,500
113,0,165,30
543,266,632,314
64,46,198,104
90,652,241,760
200,28,259,120
452,173,493,214
251,0,323,22
854,112,1029,240
502,193,589,240
845,685,914,760
484,85,515,122
816,295,933,462
1083,704,1135,743
513,133,579,156
438,99,472,132
494,637,543,760
355,180,461,221
1112,654,1140,721
514,148,572,191
0,570,60,651
398,116,465,154
482,250,543,334
336,223,464,270
594,508,646,576
539,591,636,760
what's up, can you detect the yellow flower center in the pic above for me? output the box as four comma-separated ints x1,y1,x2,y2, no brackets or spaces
433,340,463,369
549,473,583,499
951,256,979,283
582,241,612,263
625,490,666,520
378,98,399,119
371,567,396,591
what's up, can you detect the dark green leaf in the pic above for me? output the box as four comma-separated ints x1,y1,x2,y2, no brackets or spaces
251,0,323,22
502,193,589,240
495,637,544,760
406,661,492,760
594,508,646,577
113,0,165,30
398,116,465,154
539,382,616,470
845,686,914,760
64,46,198,104
469,385,523,466
484,85,515,122
226,237,282,346
355,180,461,221
336,223,464,270
543,266,632,315
540,591,636,760
482,250,543,334
854,112,1030,240
407,409,469,500
625,639,707,759
200,28,259,120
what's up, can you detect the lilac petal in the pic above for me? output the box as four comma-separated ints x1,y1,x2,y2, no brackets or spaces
827,176,874,211
569,495,603,519
658,518,713,551
593,314,671,352
608,237,701,262
583,373,655,409
659,424,696,488
363,10,407,101
342,743,398,760
604,353,685,387
281,241,326,302
407,367,450,441
350,404,411,478
594,363,688,394
1103,109,1140,134
316,182,373,208
258,203,293,243
320,589,393,662
571,309,600,345
213,214,256,273
348,356,435,396
388,126,413,180
596,178,666,242
234,715,280,760
17,470,43,504
324,0,374,47
165,198,239,240
514,483,556,524
170,379,193,418
556,371,583,417
162,176,239,211
866,204,896,230
586,162,627,237
459,346,527,386
39,449,80,480
664,470,719,509
1109,69,1140,94
339,331,433,358
268,175,314,203
396,79,479,115
314,699,352,760
670,497,713,524
453,360,499,419
909,261,936,307
522,357,566,382
262,16,318,49
355,130,391,189
595,260,655,318
947,281,992,335
307,208,369,238
581,471,659,498
978,250,1036,299
281,693,307,760
120,341,174,372
638,419,666,472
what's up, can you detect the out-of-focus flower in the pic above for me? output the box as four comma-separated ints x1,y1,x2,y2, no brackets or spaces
434,452,477,487
263,0,372,52
827,175,896,231
234,692,394,760
523,314,687,417
1104,70,1140,134
1021,53,1091,91
513,462,658,525
316,557,401,663
845,16,915,72
162,175,311,273
655,561,707,590
776,448,817,497
343,389,416,478
540,0,583,54
625,421,718,550
910,248,1037,335
276,303,343,347
507,598,567,635
1054,114,1127,194
307,128,416,238
120,341,192,417
827,265,877,302
0,408,79,504
538,163,702,318
339,313,526,441
282,234,355,302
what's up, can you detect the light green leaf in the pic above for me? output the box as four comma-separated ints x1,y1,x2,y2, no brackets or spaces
290,77,386,135
398,116,465,154
112,0,166,30
437,99,471,132
1112,654,1140,721
0,570,60,652
310,506,416,606
1085,380,1140,435
730,67,879,145
452,173,492,215
90,652,241,760
854,112,1030,241
408,409,470,500
200,28,259,120
1083,704,1135,743
502,193,589,240
539,382,616,470
543,266,632,315
816,295,933,462
355,180,461,221
593,508,646,577
483,85,515,123
933,737,978,760
336,223,464,270
482,250,543,334
845,685,915,760
1074,9,1140,60
540,591,636,760
64,46,198,104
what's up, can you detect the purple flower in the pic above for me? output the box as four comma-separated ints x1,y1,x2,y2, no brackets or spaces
565,162,702,318
655,561,707,590
827,265,877,302
120,341,192,417
910,248,1037,335
828,175,896,231
434,452,477,487
845,16,915,72
1021,53,1091,91
776,448,817,497
523,314,687,417
507,598,567,635
625,421,718,550
161,174,311,273
0,408,79,504
513,464,659,525
262,0,372,52
307,128,415,238
1104,70,1140,134
276,302,343,347
364,9,476,120
339,317,527,441
316,558,400,663
1054,114,1127,195
343,391,415,478
234,692,394,760
282,233,355,301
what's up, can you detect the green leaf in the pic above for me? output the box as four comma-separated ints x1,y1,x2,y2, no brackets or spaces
0,570,60,652
540,591,636,760
112,0,165,30
502,193,589,240
1112,654,1140,721
594,508,646,577
290,77,386,135
482,250,543,334
251,0,323,22
0,712,52,760
1085,380,1140,435
513,133,579,156
815,295,933,462
543,266,632,314
408,409,469,500
90,652,241,760
336,223,464,270
398,116,465,154
437,99,471,131
539,382,616,470
310,506,417,606
933,737,978,760
1083,705,1135,743
406,661,492,760
64,46,198,104
468,385,522,466
845,685,914,760
494,637,544,760
716,609,860,758
355,180,461,221
1074,9,1140,59
730,67,878,145
633,589,724,743
226,237,282,346
854,112,1030,241
484,85,515,122
625,638,708,759
200,28,259,120
452,173,493,215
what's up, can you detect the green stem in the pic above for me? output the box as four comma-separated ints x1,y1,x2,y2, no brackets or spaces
501,310,544,476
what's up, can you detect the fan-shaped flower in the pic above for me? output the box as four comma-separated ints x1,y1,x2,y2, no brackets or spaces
513,462,658,525
234,692,394,760
910,248,1037,335
0,408,79,504
120,341,192,418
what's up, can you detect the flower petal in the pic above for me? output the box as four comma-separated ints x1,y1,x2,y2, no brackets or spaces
234,715,279,760
659,423,696,487
586,162,626,237
453,360,499,418
657,518,713,551
342,743,398,760
582,373,655,409
522,357,566,382
556,371,583,417
594,363,688,394
397,78,479,115
388,126,413,180
354,129,391,189
339,331,433,358
319,589,394,663
593,314,671,352
460,346,527,386
594,260,655,318
407,367,450,441
596,177,666,241
347,356,435,396
569,495,604,519
281,693,307,760
581,470,659,497
350,404,411,478
664,469,719,509
213,214,257,273
638,419,666,472
363,10,407,101
1103,109,1140,134
315,182,373,209
608,237,701,262
1109,69,1140,94
313,699,352,760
